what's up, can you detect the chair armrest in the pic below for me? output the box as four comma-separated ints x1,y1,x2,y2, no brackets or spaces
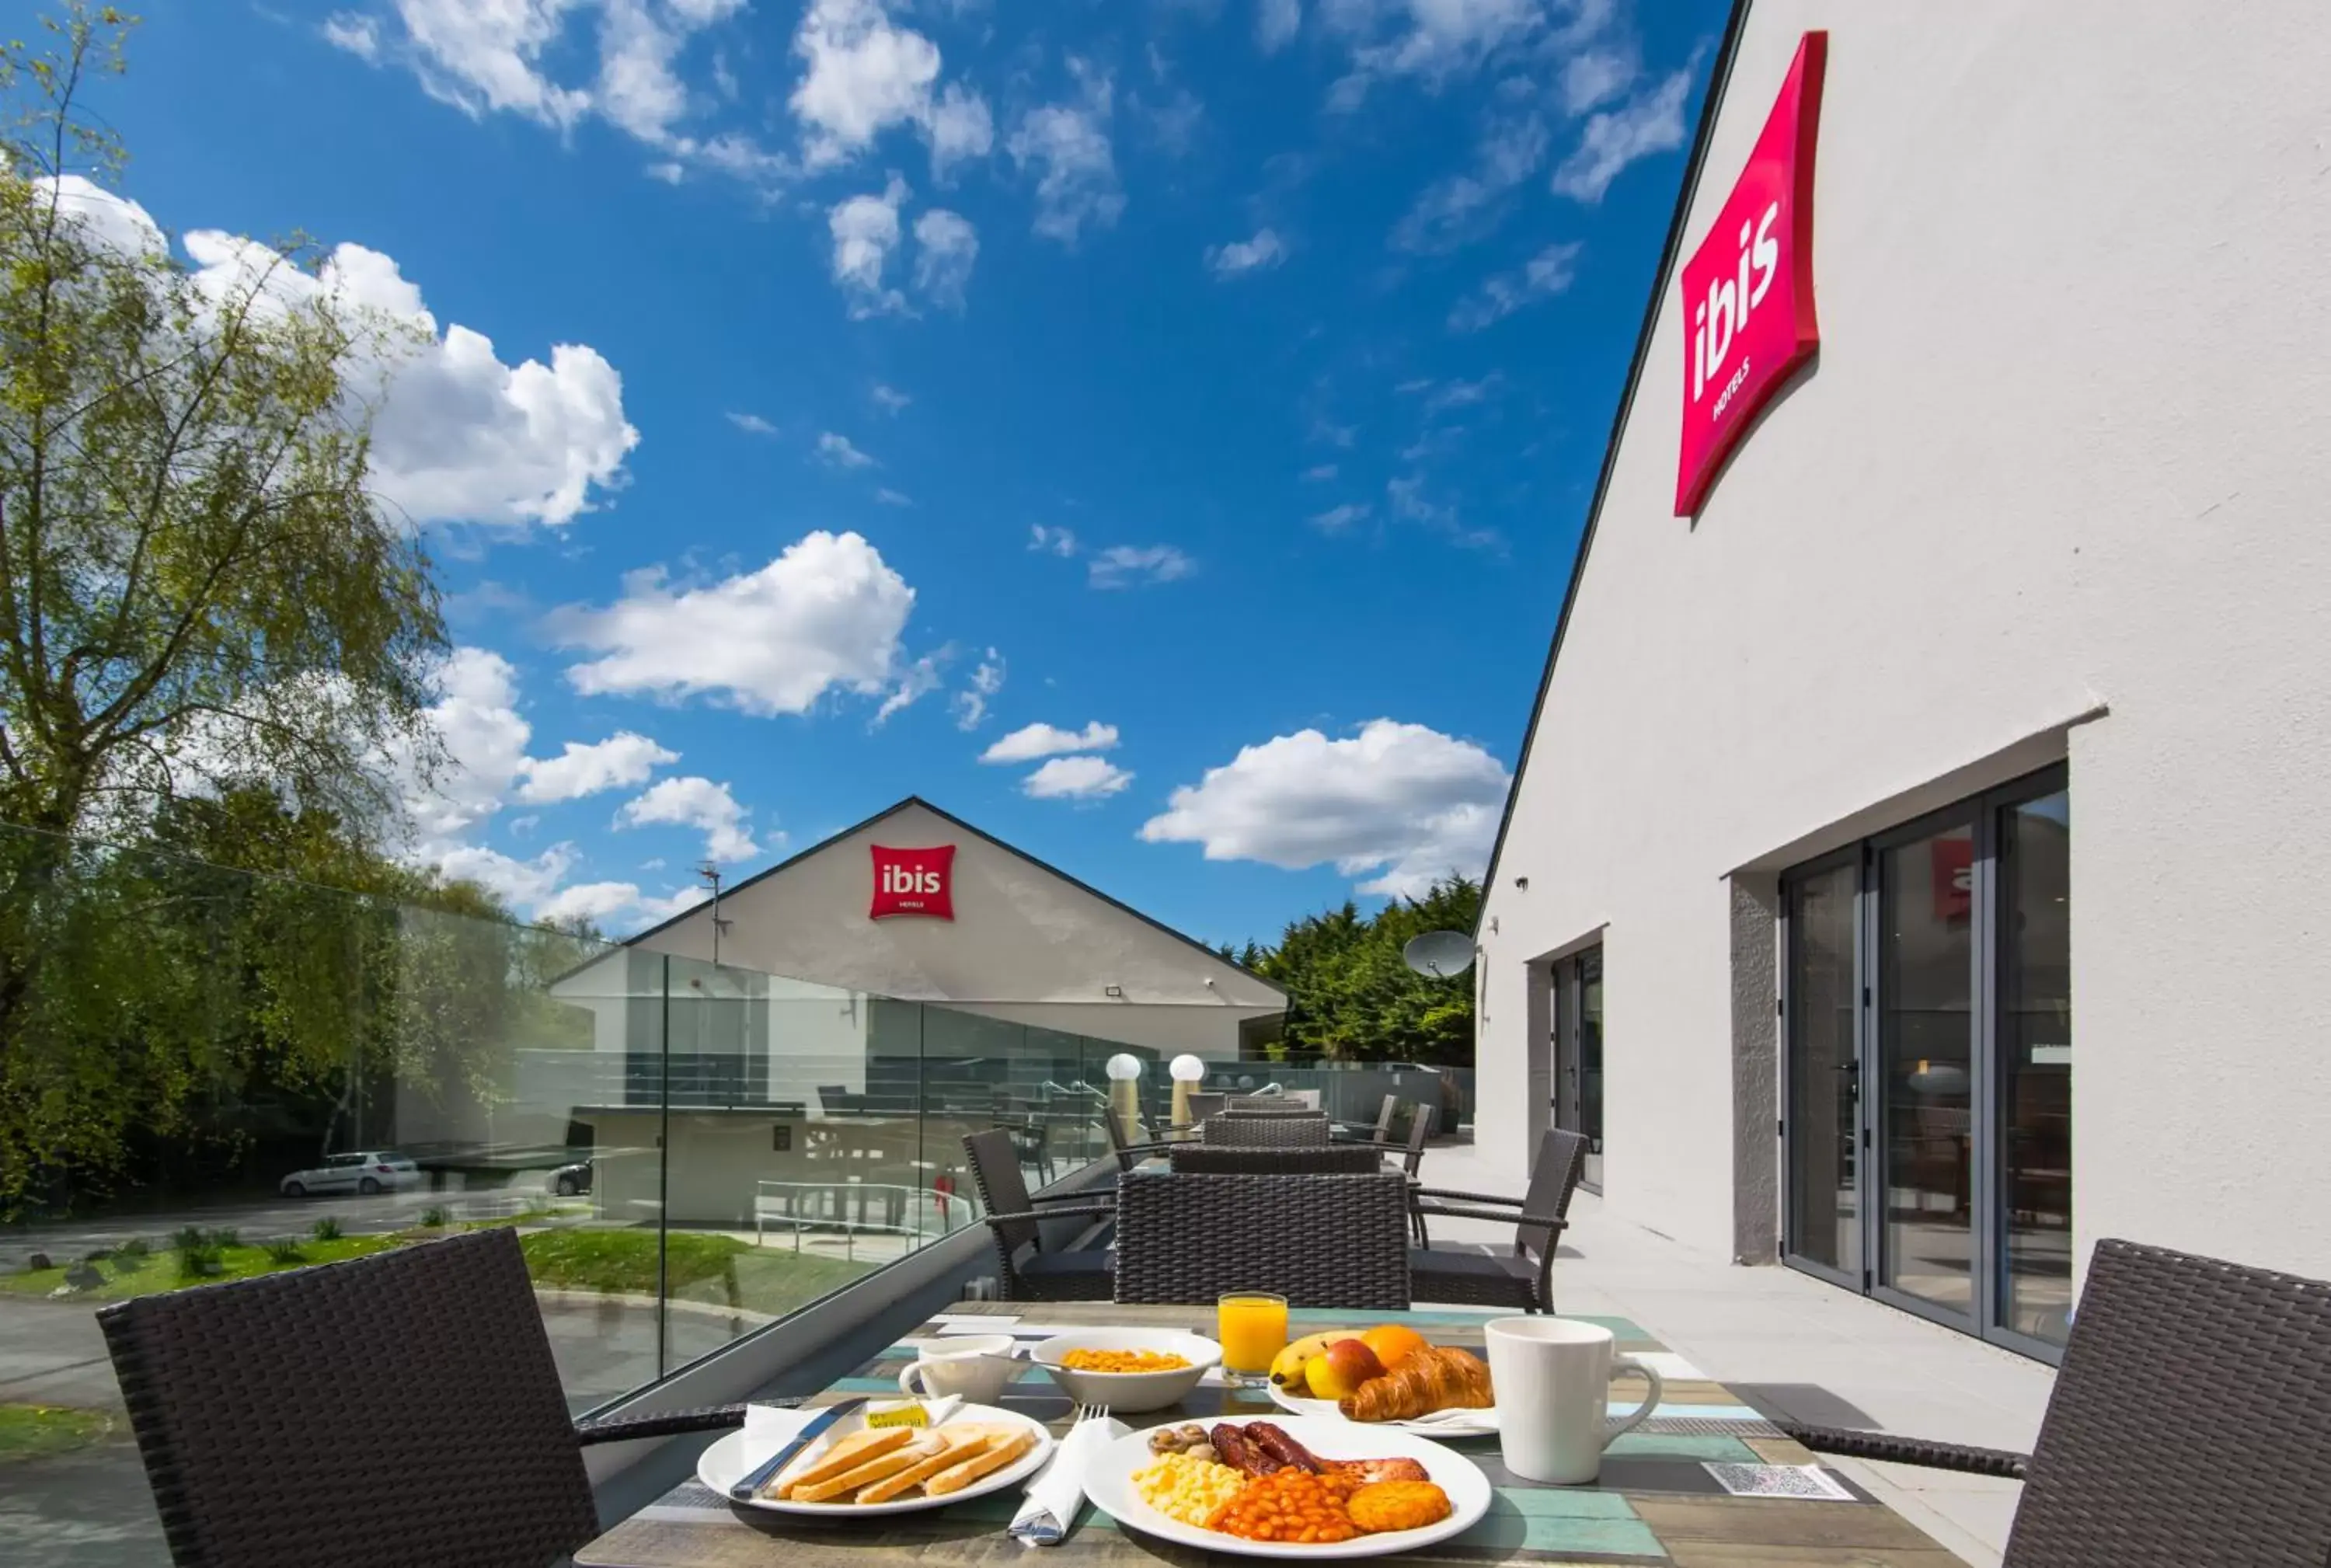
1413,1200,1565,1230
1773,1420,2030,1480
1412,1187,1520,1206
981,1204,1118,1225
574,1399,800,1446
1030,1189,1114,1204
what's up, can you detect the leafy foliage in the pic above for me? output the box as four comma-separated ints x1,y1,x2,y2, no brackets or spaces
1239,875,1481,1066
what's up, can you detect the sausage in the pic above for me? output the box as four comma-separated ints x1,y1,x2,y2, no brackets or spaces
1243,1422,1323,1474
1207,1424,1271,1475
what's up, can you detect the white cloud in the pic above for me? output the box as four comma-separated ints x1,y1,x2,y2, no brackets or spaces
1007,65,1124,245
514,732,678,804
1448,239,1583,332
1302,463,1340,481
1321,0,1545,104
380,0,594,130
435,841,580,907
1207,228,1287,278
556,531,915,716
536,879,650,925
875,486,914,506
871,382,911,413
1024,755,1134,800
1140,718,1511,896
981,721,1120,763
952,648,1006,730
726,410,779,435
872,647,947,727
1256,0,1303,53
323,12,382,61
828,176,909,317
817,430,879,468
790,0,992,176
1089,545,1195,588
1391,110,1546,253
1310,501,1370,532
1029,524,1080,557
399,646,533,847
1552,68,1691,202
1416,373,1502,416
619,775,761,861
912,207,978,308
1558,46,1635,114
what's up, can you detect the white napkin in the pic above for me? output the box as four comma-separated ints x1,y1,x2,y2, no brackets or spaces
1010,1414,1127,1546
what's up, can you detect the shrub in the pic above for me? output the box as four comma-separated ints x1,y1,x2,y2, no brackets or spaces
310,1217,343,1242
263,1238,306,1266
208,1227,241,1250
82,1247,112,1263
117,1237,150,1260
174,1241,222,1282
420,1205,449,1228
170,1225,205,1253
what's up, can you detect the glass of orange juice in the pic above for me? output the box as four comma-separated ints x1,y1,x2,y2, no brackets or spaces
1217,1291,1289,1388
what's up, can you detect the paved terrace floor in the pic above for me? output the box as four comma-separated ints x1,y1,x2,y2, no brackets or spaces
1411,1137,2051,1567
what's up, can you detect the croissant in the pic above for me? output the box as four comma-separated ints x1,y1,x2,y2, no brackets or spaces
1336,1346,1494,1422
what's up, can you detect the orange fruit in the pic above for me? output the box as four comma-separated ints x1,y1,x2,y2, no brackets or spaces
1360,1324,1429,1369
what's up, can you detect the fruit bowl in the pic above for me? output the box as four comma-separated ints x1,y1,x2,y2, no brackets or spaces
1028,1329,1222,1412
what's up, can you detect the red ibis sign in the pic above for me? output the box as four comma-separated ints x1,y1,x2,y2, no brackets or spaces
1674,30,1828,517
869,844,955,921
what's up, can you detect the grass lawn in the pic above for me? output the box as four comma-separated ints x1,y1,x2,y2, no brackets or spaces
6,1222,878,1316
0,1403,113,1463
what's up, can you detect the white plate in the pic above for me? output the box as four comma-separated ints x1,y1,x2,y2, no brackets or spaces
1264,1379,1500,1437
1084,1414,1491,1559
697,1404,1054,1517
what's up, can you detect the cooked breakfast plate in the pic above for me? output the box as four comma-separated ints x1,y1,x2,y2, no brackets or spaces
697,1404,1054,1517
1083,1415,1490,1559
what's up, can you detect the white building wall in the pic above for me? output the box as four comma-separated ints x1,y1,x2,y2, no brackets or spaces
1477,0,2331,1287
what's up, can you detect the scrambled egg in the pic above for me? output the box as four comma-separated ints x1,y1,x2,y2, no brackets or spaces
1131,1451,1247,1527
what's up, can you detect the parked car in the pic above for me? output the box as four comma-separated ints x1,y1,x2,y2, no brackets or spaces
550,1159,593,1197
279,1152,419,1197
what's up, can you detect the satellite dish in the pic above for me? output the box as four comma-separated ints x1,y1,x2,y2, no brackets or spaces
1403,931,1475,979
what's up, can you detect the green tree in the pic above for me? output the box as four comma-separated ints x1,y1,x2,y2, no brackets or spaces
0,9,452,1209
1250,875,1482,1066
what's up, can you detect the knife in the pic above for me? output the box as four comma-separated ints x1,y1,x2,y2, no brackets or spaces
730,1397,869,1501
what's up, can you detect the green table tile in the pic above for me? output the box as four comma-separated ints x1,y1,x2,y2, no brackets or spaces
1490,1487,1642,1520
1458,1496,1666,1558
1605,1432,1760,1462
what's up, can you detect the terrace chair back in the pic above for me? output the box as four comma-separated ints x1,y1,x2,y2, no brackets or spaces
962,1126,1042,1259
1514,1127,1589,1261
1202,1112,1331,1148
960,1129,1115,1301
1166,1144,1385,1175
1113,1172,1411,1309
98,1226,599,1568
1399,1103,1437,1179
1225,1094,1312,1113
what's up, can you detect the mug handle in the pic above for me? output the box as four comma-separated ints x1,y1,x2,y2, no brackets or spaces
1601,1356,1664,1449
898,1362,932,1399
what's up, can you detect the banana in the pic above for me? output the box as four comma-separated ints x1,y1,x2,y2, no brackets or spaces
1267,1329,1362,1389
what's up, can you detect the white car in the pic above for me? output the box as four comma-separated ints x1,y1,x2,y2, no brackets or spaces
279,1152,419,1197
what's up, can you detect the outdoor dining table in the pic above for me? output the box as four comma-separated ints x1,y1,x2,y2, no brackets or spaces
576,1301,1970,1567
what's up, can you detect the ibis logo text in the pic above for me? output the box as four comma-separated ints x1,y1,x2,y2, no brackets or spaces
869,844,956,922
1674,30,1827,517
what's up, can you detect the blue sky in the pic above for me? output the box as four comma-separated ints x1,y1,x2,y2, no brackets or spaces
92,0,1723,950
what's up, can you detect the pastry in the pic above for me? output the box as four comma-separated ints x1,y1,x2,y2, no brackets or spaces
1336,1347,1494,1423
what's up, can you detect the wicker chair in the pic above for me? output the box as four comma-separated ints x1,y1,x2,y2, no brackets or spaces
1772,1238,2331,1567
1225,1094,1314,1113
1167,1144,1385,1175
96,1226,784,1568
1113,1172,1411,1309
1408,1127,1586,1311
1333,1094,1402,1148
1101,1106,1179,1173
1201,1113,1330,1148
961,1128,1116,1301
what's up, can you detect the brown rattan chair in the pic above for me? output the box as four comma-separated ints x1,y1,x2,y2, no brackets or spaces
96,1225,786,1568
1773,1238,2331,1567
1102,1105,1179,1173
1166,1144,1386,1175
1201,1112,1330,1148
1332,1094,1402,1148
1225,1093,1311,1112
1113,1172,1411,1309
961,1128,1115,1301
1408,1126,1586,1311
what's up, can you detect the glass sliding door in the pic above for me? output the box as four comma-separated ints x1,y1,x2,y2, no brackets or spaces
1997,788,2072,1346
1777,766,2070,1362
1875,819,1978,1322
1552,946,1605,1193
1784,859,1860,1281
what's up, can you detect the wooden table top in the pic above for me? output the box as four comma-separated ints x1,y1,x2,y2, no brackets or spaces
577,1302,1970,1567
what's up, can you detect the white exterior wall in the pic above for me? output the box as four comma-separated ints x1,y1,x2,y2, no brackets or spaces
639,802,1282,1058
1477,0,2331,1288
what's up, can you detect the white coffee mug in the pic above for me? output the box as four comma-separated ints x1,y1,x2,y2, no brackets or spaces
897,1335,1019,1403
1483,1317,1664,1484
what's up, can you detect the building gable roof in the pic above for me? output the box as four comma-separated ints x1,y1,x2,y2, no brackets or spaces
1474,0,1755,937
620,794,1287,998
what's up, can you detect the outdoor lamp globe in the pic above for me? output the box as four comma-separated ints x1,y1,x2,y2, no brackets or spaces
1105,1054,1145,1143
1168,1054,1205,1140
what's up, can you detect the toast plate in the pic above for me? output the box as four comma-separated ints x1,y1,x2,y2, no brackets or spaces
1265,1378,1500,1437
1083,1414,1491,1559
699,1403,1054,1517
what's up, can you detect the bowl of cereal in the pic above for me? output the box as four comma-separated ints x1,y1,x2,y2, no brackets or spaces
1030,1329,1221,1412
